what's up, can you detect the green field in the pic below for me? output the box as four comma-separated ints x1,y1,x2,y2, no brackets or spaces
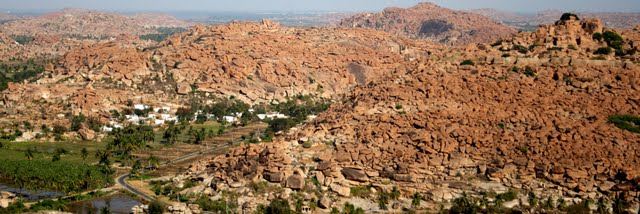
0,140,107,163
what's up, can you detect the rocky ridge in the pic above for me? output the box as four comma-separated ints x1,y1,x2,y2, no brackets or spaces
339,2,517,45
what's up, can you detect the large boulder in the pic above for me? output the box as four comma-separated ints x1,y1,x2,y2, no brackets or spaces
0,191,17,208
285,174,305,190
341,167,369,182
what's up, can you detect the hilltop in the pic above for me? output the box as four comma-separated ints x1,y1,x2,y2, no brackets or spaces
339,2,517,45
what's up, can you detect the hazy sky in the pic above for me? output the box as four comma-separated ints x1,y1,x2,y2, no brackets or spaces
1,0,639,13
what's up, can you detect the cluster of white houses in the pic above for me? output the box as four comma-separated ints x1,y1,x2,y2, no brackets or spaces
100,104,314,132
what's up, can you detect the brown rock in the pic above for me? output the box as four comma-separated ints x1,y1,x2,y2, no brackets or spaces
285,174,305,190
341,168,369,182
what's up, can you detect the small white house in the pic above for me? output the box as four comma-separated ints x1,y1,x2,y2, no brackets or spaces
160,114,171,120
166,116,178,122
154,120,165,125
102,127,114,132
307,115,318,120
134,104,148,110
223,116,237,123
113,124,123,129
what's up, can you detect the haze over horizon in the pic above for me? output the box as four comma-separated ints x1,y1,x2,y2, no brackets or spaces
1,0,639,13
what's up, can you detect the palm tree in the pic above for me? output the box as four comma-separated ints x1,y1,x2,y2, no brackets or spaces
24,148,34,160
81,148,88,162
147,155,160,169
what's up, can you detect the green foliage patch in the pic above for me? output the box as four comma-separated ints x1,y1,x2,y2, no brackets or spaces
608,114,640,134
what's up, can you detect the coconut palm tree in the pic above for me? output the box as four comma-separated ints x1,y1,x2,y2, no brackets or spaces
24,148,34,160
147,154,160,169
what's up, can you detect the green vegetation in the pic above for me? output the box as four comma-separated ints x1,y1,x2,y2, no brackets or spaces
148,201,166,214
350,186,372,198
608,114,640,134
412,192,422,208
460,59,475,66
602,31,624,50
0,191,110,213
594,47,612,55
377,189,390,210
512,44,529,54
139,27,188,42
0,60,46,91
523,67,536,77
560,13,580,21
10,35,34,45
195,194,239,213
254,199,295,214
338,203,365,214
593,32,603,41
0,159,113,193
547,47,563,51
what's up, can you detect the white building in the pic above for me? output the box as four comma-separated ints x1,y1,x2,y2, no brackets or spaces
154,120,165,125
102,127,114,132
223,116,237,123
134,104,148,110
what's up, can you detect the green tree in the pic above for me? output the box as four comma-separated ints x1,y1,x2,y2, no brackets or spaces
147,155,160,169
131,160,142,176
148,201,165,214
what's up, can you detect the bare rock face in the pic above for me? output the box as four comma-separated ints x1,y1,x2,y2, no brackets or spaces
339,2,517,45
0,191,17,208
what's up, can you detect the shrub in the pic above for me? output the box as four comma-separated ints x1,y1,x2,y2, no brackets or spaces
378,190,389,210
608,114,640,133
70,114,86,131
523,67,536,77
547,47,563,51
560,13,580,21
342,203,365,214
411,192,422,207
450,193,481,214
460,59,475,66
594,47,612,55
603,31,624,50
302,141,313,148
512,44,529,54
511,66,520,72
266,199,294,214
593,32,603,41
148,201,165,214
268,118,298,133
350,186,372,198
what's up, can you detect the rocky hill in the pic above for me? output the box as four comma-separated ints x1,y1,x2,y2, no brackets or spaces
0,8,192,37
1,20,428,129
339,2,517,45
181,16,640,213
